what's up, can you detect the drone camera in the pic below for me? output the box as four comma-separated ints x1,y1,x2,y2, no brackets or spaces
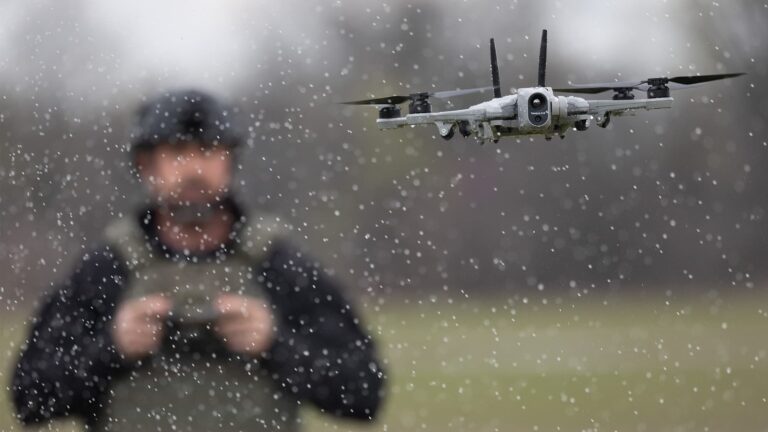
528,93,549,126
517,88,552,131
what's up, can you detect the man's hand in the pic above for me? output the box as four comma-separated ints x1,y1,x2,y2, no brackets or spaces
214,293,275,357
111,294,172,361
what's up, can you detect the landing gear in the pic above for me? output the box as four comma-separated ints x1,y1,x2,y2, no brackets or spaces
575,119,589,131
440,125,455,141
596,112,611,128
458,121,472,137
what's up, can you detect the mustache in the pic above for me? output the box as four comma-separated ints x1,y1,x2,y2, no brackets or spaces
177,177,212,192
155,177,229,204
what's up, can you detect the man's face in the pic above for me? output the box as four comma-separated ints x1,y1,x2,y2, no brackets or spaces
136,141,233,206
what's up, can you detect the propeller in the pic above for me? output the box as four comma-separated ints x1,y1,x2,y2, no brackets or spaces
341,86,495,106
554,72,745,94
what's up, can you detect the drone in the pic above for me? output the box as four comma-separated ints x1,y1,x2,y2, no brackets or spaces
342,29,744,143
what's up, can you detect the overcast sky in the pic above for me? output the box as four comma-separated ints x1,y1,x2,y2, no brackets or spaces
1,0,754,101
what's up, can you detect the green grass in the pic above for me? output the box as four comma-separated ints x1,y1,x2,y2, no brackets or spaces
3,292,768,431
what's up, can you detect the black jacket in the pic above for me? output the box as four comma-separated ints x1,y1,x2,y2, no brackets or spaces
11,200,385,426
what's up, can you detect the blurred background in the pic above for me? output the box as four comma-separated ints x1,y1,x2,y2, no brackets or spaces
1,0,767,430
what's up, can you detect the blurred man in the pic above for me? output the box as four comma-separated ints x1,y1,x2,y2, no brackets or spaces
11,89,385,431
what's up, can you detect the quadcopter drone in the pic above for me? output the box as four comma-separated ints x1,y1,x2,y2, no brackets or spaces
342,30,744,143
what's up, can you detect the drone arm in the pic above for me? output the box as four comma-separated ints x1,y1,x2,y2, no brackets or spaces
376,108,487,130
407,108,487,123
585,97,673,115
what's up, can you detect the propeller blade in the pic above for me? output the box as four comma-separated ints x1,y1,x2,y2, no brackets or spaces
553,73,744,95
667,72,745,85
343,85,496,106
431,86,496,99
553,79,643,94
340,95,412,105
568,80,644,88
633,82,705,92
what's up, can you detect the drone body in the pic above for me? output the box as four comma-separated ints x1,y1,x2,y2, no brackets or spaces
344,30,743,143
376,87,672,142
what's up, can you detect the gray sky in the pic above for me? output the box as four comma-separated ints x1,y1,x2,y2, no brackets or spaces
0,0,748,100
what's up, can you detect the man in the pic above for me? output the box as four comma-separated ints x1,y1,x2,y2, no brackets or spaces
11,89,385,431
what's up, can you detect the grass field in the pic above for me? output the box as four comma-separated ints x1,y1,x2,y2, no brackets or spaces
2,291,767,431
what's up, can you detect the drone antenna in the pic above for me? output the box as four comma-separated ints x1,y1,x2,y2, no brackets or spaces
538,29,547,87
490,38,501,98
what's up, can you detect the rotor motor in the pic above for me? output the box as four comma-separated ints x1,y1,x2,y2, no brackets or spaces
378,105,402,119
408,93,432,114
612,88,636,101
646,78,671,99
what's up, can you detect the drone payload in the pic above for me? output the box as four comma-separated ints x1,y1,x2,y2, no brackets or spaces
342,30,744,142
